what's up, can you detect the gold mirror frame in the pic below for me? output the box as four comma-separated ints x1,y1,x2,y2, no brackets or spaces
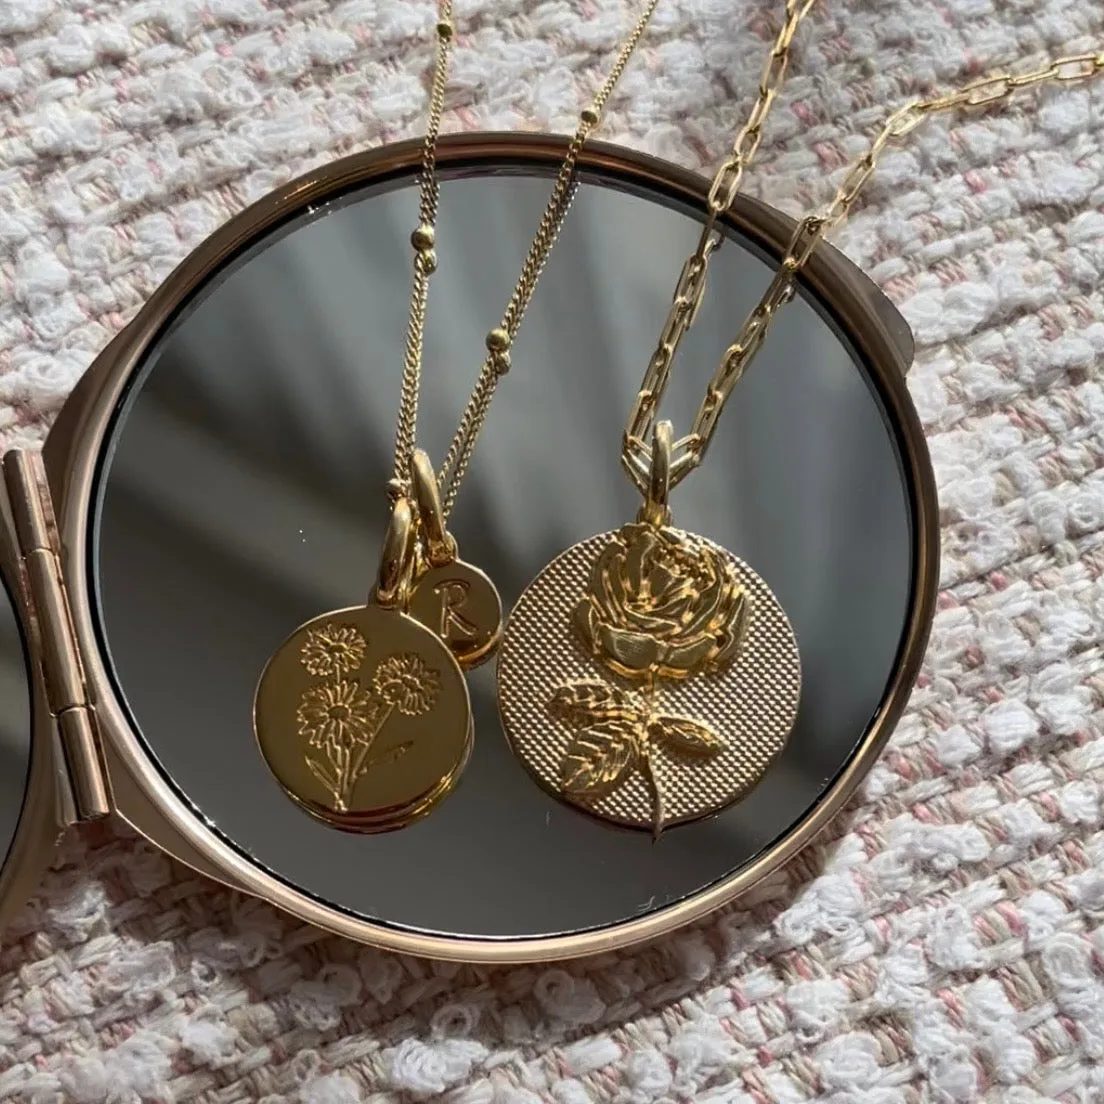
1,133,938,962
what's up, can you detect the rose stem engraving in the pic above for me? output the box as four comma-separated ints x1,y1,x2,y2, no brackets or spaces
295,626,440,811
637,672,665,833
552,523,749,836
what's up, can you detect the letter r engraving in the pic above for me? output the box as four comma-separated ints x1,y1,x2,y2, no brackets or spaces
434,579,480,642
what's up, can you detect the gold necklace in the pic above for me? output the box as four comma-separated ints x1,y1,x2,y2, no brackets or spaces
253,0,661,831
255,496,473,832
399,0,663,672
497,44,1104,837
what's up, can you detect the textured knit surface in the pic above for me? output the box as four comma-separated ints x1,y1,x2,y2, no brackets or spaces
2,1,1104,1102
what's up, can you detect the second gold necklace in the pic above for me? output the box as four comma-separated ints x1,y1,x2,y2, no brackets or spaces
498,29,1103,837
253,0,661,831
496,0,817,839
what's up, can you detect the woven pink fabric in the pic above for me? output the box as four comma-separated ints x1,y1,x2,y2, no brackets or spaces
2,2,1104,1101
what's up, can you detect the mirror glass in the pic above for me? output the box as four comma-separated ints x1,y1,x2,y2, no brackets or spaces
91,156,914,940
0,536,32,876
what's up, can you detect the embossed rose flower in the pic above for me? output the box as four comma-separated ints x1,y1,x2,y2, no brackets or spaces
574,522,748,680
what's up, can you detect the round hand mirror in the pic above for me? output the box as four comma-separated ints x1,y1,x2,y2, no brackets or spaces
5,135,937,960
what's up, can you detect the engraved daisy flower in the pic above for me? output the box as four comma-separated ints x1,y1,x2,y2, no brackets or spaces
296,679,378,751
372,653,440,716
300,623,367,677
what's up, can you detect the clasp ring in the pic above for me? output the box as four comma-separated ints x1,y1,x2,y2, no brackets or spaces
638,420,673,528
375,496,417,609
410,448,457,568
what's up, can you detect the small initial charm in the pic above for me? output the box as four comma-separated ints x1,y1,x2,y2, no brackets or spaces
406,446,503,668
409,559,503,670
434,579,479,640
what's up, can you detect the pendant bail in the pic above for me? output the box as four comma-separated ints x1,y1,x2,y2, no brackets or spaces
410,448,457,568
638,420,673,528
375,496,417,609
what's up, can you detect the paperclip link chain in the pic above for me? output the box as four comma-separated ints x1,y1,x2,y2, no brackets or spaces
390,0,663,518
621,0,818,491
623,48,1104,495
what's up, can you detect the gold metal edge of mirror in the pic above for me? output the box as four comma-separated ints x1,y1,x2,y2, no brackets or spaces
25,133,938,963
0,475,77,937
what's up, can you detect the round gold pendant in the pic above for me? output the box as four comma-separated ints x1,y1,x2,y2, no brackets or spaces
497,523,801,836
255,604,472,832
408,558,503,669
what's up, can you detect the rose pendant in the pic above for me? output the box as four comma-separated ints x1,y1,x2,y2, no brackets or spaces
496,423,801,836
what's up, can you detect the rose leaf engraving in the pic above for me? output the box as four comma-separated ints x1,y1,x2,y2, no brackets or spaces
648,715,725,758
560,726,639,797
548,681,644,730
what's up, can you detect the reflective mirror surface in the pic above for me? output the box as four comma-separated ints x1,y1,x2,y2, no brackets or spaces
92,158,914,940
0,535,32,877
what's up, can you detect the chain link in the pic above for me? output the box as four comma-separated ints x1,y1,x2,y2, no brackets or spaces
390,1,456,498
435,0,663,519
623,0,818,481
625,48,1104,493
387,0,661,515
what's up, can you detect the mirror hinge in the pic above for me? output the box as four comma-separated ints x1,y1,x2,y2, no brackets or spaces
2,450,111,823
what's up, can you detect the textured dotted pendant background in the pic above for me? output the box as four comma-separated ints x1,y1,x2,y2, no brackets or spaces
497,529,801,830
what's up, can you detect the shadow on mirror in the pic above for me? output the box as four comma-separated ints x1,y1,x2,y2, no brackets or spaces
92,163,913,940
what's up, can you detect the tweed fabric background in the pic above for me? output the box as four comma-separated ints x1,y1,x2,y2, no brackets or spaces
1,0,1104,1101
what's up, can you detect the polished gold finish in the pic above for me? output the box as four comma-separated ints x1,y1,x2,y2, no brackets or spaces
498,4,823,829
624,48,1104,492
255,497,472,831
639,418,673,528
409,448,454,568
409,559,504,671
623,0,818,490
254,606,472,831
408,449,502,668
574,521,749,685
498,523,800,836
568,516,756,837
41,133,938,962
390,0,663,522
374,496,417,610
501,420,799,835
387,3,662,663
